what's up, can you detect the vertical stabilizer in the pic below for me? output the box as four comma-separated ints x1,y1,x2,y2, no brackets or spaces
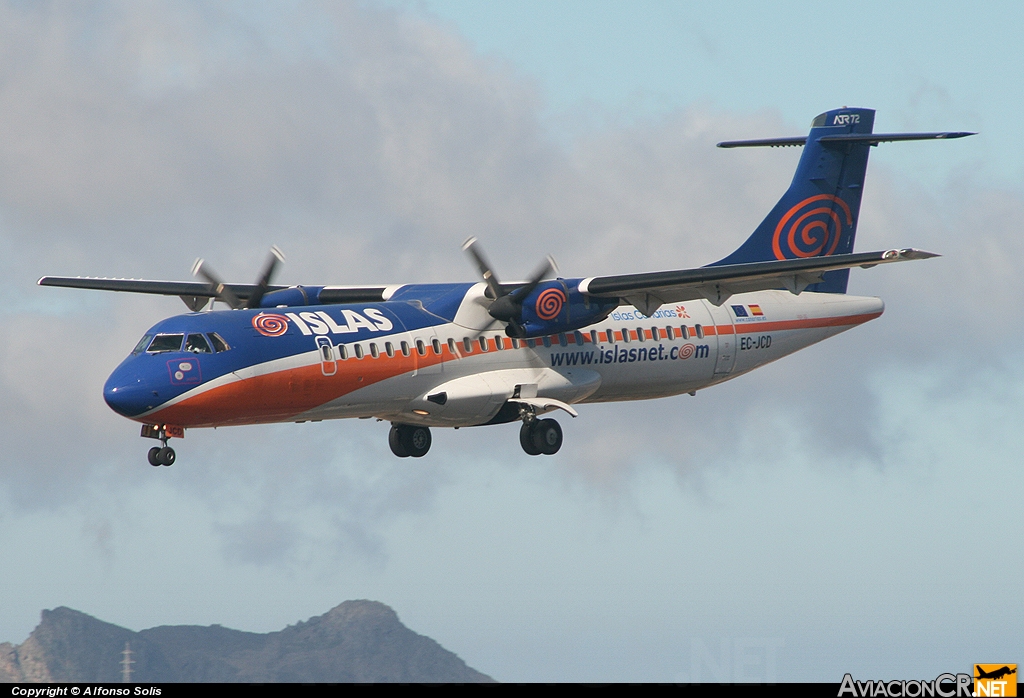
710,107,876,293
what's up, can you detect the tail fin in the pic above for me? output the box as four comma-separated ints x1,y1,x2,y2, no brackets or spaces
710,107,877,293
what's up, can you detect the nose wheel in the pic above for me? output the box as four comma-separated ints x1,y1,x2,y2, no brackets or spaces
389,424,432,458
520,418,562,456
147,446,176,466
141,424,180,466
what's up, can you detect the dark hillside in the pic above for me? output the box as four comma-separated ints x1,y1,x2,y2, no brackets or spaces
0,600,493,683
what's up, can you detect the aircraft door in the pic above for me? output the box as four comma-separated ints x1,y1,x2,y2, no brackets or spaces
315,336,337,376
705,302,737,376
412,327,443,376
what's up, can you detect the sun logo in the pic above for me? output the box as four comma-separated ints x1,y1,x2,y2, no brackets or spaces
252,313,290,337
772,194,853,260
535,287,566,321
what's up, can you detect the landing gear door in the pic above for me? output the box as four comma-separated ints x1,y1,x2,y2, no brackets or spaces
706,302,737,376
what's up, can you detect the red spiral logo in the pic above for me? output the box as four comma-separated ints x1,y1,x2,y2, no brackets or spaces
252,312,289,337
679,343,695,359
535,287,566,321
772,194,852,260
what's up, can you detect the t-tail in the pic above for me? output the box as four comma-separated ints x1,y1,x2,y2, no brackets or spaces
710,107,974,293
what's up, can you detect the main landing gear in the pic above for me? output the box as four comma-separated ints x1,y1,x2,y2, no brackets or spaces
519,417,562,456
389,423,432,458
141,424,179,466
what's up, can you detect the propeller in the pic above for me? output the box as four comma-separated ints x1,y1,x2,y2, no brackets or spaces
192,246,285,310
462,237,557,338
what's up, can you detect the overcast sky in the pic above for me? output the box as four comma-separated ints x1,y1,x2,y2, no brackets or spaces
1,0,1020,682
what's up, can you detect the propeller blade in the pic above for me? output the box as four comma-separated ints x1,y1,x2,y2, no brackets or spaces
489,255,557,331
191,258,243,310
245,246,285,309
508,255,555,302
462,237,503,300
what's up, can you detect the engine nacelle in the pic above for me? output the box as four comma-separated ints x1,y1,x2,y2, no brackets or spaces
519,279,617,337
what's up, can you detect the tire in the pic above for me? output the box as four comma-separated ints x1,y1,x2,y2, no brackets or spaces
148,447,162,466
520,422,541,455
389,425,409,457
531,419,562,455
158,447,176,466
400,425,431,458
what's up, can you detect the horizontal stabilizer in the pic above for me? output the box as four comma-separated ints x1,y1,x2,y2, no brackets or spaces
718,132,975,148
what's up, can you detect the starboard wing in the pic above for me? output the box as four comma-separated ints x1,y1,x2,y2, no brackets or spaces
577,248,937,315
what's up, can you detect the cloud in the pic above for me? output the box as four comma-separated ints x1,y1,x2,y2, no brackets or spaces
0,0,1018,570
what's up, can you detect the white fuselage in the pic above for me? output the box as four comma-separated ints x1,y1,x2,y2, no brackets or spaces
290,288,883,428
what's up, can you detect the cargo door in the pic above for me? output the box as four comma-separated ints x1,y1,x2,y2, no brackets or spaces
705,302,737,376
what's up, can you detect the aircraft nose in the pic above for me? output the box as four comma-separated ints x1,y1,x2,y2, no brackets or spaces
103,366,161,418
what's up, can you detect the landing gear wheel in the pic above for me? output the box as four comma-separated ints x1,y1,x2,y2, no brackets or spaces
389,425,409,458
531,419,562,455
148,447,162,466
400,425,432,458
157,447,175,466
520,422,541,456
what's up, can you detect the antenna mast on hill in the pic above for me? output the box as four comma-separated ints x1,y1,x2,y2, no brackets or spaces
120,642,134,683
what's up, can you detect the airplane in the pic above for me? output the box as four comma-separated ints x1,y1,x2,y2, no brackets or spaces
975,666,1016,681
39,107,973,466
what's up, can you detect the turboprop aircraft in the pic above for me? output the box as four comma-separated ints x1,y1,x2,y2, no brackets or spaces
39,107,972,465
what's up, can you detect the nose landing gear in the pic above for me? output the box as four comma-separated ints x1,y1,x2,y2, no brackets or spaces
141,424,181,466
519,416,562,456
389,424,432,458
147,445,176,466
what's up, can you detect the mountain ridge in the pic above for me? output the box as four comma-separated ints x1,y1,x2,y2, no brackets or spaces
0,601,493,683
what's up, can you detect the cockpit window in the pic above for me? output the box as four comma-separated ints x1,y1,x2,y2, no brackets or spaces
208,332,230,352
147,334,184,353
132,335,153,355
185,333,213,353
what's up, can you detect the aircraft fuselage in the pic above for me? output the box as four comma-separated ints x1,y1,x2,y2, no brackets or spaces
103,285,882,431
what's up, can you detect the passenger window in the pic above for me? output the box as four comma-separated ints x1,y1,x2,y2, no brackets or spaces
590,330,598,344
479,337,488,352
370,343,379,358
208,332,231,352
432,338,442,355
542,336,551,348
448,338,456,354
695,324,704,339
385,342,394,358
681,325,689,340
417,340,426,356
401,341,410,357
652,326,660,340
354,344,364,359
147,334,184,353
132,335,153,355
558,333,568,347
665,325,673,339
622,329,630,343
185,334,213,353
605,329,614,344
339,345,349,360
636,327,645,342
573,331,584,345
463,337,472,352
496,336,505,350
